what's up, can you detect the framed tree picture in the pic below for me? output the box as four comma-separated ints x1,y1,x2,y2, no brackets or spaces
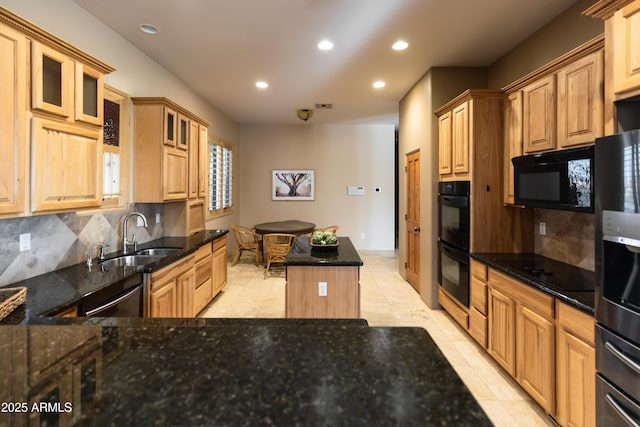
272,170,315,200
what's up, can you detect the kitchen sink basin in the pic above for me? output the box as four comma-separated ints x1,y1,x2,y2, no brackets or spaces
99,254,165,271
135,247,182,256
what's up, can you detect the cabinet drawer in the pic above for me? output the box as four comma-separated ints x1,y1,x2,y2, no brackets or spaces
195,255,212,286
557,300,594,346
213,235,227,251
469,307,487,348
489,268,554,319
470,259,488,281
470,276,487,315
194,278,212,314
194,242,211,261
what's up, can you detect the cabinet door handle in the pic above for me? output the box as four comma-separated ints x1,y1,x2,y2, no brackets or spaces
605,341,640,375
605,393,640,427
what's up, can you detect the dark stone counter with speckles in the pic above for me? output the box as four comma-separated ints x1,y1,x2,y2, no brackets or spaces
285,236,363,266
471,252,594,314
0,230,228,322
0,317,492,426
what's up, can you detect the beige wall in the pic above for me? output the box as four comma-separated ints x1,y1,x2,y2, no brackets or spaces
398,68,487,308
488,0,603,89
238,124,395,251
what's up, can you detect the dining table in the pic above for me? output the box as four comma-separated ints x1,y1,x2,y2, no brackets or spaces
253,220,316,236
253,220,316,265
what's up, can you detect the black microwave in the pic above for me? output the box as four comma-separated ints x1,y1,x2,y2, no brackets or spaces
512,145,594,212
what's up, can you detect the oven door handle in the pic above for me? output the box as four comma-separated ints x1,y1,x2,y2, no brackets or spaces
605,393,640,427
85,286,141,317
605,341,640,376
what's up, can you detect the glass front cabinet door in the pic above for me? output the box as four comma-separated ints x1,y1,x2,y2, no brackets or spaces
31,41,73,118
75,62,104,126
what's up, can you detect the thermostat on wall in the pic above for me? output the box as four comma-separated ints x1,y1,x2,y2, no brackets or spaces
347,186,365,196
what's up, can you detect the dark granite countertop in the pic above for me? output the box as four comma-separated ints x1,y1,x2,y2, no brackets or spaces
0,230,228,322
0,317,491,426
471,252,595,314
285,236,364,267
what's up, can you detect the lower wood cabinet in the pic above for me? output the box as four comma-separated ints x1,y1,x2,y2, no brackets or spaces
149,255,194,318
556,301,595,427
488,268,555,414
212,235,228,295
148,237,227,318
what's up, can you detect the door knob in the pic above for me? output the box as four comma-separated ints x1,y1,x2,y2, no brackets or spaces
414,227,420,232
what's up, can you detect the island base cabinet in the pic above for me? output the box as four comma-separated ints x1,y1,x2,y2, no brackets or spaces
286,266,360,318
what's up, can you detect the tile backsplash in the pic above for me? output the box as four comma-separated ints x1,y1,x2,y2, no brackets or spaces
534,208,594,271
0,204,164,286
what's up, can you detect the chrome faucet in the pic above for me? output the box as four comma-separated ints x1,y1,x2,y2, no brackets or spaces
122,212,148,253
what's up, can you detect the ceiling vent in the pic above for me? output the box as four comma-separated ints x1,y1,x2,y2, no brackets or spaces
315,103,333,110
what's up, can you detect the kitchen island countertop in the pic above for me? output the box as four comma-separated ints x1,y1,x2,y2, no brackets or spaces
0,317,492,426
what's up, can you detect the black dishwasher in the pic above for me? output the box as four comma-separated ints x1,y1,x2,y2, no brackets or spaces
78,274,144,317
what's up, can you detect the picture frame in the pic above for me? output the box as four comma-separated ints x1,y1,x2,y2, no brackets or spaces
272,170,315,201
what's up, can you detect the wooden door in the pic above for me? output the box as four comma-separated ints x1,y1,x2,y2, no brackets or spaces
557,50,604,148
405,150,420,292
31,118,102,212
614,1,640,96
177,267,195,317
488,287,516,376
162,148,188,201
212,236,228,294
150,280,177,317
452,101,469,174
523,75,556,153
516,304,555,413
0,22,27,216
504,91,522,204
438,112,452,175
188,120,199,199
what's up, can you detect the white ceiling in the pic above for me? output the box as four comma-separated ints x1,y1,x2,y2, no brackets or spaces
73,0,577,126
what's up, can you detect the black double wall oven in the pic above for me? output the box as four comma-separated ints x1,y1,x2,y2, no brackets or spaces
595,130,640,426
438,181,471,308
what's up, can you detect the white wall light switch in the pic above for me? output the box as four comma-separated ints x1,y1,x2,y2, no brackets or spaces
539,222,546,236
318,282,328,297
19,233,31,252
156,213,161,224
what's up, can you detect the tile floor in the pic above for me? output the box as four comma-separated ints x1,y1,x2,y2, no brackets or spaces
199,250,555,427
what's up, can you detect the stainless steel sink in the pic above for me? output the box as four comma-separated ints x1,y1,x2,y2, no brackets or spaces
135,247,182,256
99,254,164,271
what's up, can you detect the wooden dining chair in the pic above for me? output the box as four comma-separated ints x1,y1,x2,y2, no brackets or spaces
231,225,261,266
263,233,296,278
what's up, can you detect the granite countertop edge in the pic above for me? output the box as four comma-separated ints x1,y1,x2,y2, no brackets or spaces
0,230,228,323
285,236,364,267
471,253,594,315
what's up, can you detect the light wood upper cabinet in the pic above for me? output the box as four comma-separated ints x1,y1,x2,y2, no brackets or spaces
0,22,27,217
75,62,104,126
188,120,199,199
133,98,209,203
523,75,556,153
613,0,640,96
198,124,208,199
557,50,604,147
438,111,452,175
452,101,470,174
31,118,102,212
31,41,73,119
503,91,523,204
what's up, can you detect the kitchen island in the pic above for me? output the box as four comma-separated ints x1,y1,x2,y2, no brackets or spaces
0,317,492,426
285,236,363,318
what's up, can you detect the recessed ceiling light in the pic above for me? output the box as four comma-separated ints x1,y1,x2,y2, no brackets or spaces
392,40,409,51
255,81,269,89
318,40,334,51
373,81,386,89
139,23,159,35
